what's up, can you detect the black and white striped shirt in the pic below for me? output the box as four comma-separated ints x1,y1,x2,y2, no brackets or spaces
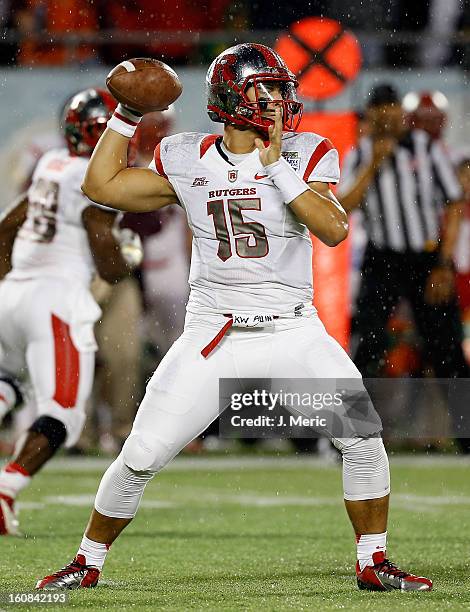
339,130,463,252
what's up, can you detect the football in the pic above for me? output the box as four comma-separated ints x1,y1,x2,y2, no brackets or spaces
106,58,183,114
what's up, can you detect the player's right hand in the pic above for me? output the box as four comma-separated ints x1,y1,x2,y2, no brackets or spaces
254,107,283,166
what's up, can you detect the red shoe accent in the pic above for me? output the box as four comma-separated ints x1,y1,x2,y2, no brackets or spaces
74,555,100,586
372,550,386,564
356,560,385,590
36,556,100,589
356,552,433,592
80,569,100,587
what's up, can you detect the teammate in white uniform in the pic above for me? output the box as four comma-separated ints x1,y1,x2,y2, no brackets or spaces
37,45,432,592
0,88,142,535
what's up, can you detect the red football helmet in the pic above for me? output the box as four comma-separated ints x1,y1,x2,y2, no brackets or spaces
206,43,303,132
402,90,448,140
61,88,117,156
128,106,175,167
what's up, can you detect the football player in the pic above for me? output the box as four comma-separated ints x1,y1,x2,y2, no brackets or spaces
0,88,143,535
37,45,432,592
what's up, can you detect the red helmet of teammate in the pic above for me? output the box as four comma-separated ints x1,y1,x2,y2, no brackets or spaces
61,88,117,157
128,106,176,167
206,43,303,132
402,90,448,140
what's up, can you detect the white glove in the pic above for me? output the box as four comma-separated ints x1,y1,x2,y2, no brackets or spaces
112,225,143,268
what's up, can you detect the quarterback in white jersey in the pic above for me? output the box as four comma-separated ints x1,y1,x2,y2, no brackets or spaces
151,129,338,319
38,45,432,592
0,88,142,536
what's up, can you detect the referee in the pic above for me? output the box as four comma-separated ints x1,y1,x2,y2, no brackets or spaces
339,84,469,445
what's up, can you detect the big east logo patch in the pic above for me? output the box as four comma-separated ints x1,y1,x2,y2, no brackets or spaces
282,151,300,171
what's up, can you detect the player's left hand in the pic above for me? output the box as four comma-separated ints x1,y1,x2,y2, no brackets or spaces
255,106,282,166
424,265,455,305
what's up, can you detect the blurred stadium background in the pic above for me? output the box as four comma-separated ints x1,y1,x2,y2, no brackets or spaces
2,2,470,607
1,0,470,457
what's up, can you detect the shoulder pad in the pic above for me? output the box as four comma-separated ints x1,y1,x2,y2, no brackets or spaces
282,132,340,184
152,132,216,178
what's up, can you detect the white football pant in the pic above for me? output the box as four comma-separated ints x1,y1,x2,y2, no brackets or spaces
95,311,390,518
0,278,100,447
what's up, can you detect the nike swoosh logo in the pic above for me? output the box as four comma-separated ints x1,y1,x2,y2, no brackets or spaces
255,173,268,180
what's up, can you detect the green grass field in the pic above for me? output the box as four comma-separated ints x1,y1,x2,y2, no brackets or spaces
1,454,470,611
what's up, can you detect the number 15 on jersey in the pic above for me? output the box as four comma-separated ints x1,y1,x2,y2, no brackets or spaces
207,198,269,261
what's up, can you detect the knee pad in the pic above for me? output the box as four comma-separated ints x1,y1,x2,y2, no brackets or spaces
341,437,390,501
29,416,67,451
94,453,154,519
122,433,175,473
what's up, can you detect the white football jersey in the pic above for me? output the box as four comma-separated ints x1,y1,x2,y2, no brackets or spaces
9,148,96,286
150,132,340,315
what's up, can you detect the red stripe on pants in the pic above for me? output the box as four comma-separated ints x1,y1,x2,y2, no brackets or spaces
51,314,80,408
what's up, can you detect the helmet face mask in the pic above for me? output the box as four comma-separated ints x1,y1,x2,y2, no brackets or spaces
207,44,303,133
240,74,302,131
61,88,116,157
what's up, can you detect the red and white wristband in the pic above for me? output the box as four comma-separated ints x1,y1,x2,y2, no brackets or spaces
107,103,142,138
265,157,309,205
